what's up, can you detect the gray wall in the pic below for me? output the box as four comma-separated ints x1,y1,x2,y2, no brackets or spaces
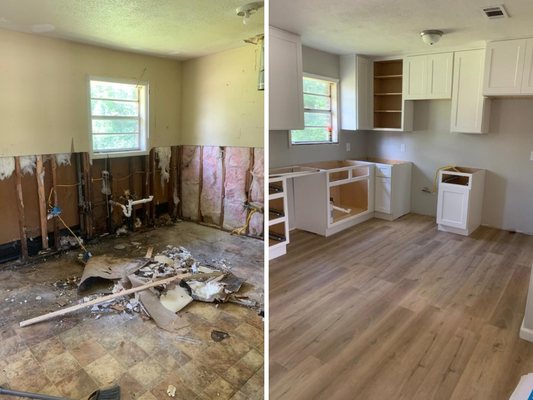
270,46,367,168
366,98,533,234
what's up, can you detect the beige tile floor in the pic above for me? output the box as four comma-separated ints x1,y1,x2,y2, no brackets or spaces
0,222,264,400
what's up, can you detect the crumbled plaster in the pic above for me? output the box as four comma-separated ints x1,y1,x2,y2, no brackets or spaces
55,153,71,166
0,157,15,180
156,147,171,188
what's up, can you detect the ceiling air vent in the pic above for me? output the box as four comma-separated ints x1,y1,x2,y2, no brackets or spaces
481,5,509,19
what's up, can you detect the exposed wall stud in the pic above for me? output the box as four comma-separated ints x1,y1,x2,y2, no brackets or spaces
36,155,49,250
198,146,204,222
50,156,60,250
150,149,156,224
177,146,183,219
144,154,150,225
219,146,226,228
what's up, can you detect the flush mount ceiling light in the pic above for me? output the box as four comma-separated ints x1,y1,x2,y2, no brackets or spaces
420,29,443,45
236,1,264,25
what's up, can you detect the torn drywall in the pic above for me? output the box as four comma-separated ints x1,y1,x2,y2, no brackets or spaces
200,146,223,225
0,157,15,180
180,146,201,220
223,147,249,230
156,147,171,188
55,153,71,166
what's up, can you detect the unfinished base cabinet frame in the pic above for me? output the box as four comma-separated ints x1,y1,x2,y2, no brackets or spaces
269,177,289,260
294,164,375,237
436,167,485,236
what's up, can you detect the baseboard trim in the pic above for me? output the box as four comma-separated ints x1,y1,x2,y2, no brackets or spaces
520,319,533,342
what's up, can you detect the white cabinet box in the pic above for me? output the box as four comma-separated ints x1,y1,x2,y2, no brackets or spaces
436,167,485,236
269,176,289,260
403,52,454,100
483,38,533,96
293,161,375,237
371,160,412,221
340,54,372,130
451,49,491,134
269,27,304,130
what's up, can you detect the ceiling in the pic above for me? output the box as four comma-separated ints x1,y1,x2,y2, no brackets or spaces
0,0,264,60
270,0,533,56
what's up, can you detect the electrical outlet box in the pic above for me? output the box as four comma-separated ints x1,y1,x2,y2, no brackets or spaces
346,142,351,152
530,151,533,161
400,143,406,153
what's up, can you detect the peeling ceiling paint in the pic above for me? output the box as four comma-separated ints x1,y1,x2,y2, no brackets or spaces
0,0,264,59
270,0,533,56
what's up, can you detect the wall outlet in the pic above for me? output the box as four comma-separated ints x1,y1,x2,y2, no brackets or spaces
530,151,533,161
346,142,351,152
400,143,406,153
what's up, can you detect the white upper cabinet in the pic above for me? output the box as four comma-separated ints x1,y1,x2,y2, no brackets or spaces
451,49,491,134
340,55,372,130
483,39,528,95
269,27,304,130
522,38,533,94
403,52,453,100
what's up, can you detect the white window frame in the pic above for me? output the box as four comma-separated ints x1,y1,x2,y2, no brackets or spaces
290,73,340,146
88,76,149,159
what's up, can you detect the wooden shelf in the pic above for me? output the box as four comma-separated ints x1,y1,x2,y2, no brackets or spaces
373,60,403,130
374,74,402,79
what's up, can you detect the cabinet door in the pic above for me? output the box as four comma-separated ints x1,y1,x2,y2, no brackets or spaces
340,55,372,130
436,184,469,229
427,52,453,99
403,55,428,99
269,27,304,130
375,177,391,214
483,39,526,95
522,38,533,94
451,49,490,134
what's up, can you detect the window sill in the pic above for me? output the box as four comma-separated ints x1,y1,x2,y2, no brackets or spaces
290,141,340,146
91,149,150,159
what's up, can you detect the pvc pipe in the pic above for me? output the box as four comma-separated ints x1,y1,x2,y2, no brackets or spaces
110,196,154,218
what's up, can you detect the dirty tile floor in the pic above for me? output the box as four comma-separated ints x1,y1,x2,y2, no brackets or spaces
0,221,264,400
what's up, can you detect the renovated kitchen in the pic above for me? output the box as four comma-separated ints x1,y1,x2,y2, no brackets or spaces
268,1,533,398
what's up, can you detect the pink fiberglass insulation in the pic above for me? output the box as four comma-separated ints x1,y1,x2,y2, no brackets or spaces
200,146,223,225
222,147,250,230
180,146,201,220
248,148,264,236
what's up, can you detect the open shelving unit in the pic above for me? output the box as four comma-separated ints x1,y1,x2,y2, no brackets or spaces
269,177,289,259
374,60,403,129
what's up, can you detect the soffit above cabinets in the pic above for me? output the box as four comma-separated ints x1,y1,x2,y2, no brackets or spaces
270,0,533,56
0,0,264,60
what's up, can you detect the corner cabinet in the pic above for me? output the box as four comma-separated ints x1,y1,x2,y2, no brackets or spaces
450,49,491,134
269,27,304,130
403,52,453,100
340,55,372,130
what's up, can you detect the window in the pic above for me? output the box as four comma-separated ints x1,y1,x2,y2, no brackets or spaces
89,78,148,155
291,75,338,144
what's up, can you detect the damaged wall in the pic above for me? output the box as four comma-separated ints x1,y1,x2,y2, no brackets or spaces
0,28,181,156
180,45,264,148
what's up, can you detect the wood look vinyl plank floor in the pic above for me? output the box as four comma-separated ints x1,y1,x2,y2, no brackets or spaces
269,214,533,400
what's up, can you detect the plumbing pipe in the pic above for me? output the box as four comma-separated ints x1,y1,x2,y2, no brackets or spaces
331,204,351,214
110,196,154,218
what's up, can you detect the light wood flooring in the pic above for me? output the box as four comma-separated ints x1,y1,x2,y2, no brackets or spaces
270,214,533,400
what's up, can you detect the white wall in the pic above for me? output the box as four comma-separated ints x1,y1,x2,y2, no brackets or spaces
366,99,533,234
269,45,367,167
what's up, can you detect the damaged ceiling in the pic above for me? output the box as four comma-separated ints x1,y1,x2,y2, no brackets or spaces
0,0,264,59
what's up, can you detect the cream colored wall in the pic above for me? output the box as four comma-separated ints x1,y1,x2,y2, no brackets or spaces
0,28,181,156
180,45,264,148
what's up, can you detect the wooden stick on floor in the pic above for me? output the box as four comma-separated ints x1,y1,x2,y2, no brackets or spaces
36,155,49,250
19,271,222,328
14,157,28,260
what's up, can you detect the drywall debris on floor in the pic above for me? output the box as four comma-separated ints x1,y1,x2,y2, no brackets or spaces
223,147,250,230
55,153,71,166
167,385,177,398
159,285,193,313
155,147,171,188
181,146,201,220
0,156,15,180
200,146,223,225
20,155,36,175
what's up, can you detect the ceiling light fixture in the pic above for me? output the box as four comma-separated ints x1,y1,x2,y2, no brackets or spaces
236,1,264,25
420,30,443,46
